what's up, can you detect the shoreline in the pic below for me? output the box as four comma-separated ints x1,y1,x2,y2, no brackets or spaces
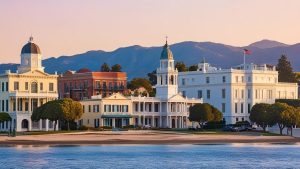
0,131,299,146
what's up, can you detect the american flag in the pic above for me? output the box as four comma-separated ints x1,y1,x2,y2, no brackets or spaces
244,49,251,55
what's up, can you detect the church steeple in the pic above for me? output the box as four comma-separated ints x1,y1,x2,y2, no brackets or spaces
156,38,178,99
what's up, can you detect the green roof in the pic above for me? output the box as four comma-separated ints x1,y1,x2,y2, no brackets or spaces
160,43,173,60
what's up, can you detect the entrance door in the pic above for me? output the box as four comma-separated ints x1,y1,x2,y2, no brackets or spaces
172,119,175,128
115,118,122,128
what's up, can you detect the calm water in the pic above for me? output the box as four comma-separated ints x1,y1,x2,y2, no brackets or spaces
0,144,300,169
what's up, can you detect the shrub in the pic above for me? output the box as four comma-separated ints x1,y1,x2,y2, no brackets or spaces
78,125,88,130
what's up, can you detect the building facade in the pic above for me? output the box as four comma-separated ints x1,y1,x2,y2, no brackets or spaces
178,60,298,124
0,37,58,132
79,41,202,128
58,69,127,101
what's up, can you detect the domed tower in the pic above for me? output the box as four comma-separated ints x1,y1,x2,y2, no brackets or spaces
156,39,178,99
18,36,44,73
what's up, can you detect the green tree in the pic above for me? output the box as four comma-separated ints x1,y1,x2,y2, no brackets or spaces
268,102,295,135
111,64,122,72
61,98,83,131
250,103,272,131
0,112,12,134
175,61,187,72
127,78,153,95
277,55,297,82
32,100,64,131
147,70,157,86
188,65,198,71
101,63,110,72
189,103,222,128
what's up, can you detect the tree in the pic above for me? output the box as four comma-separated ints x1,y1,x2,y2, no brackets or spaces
277,55,297,82
32,100,64,131
250,103,272,131
101,63,110,72
175,61,187,72
268,102,295,135
147,70,157,86
189,103,223,128
188,65,198,71
0,112,12,134
60,98,83,131
111,64,122,72
127,78,153,95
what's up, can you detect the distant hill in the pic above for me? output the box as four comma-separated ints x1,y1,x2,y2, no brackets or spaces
249,39,288,49
1,40,299,79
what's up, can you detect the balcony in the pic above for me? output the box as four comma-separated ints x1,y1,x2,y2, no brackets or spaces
9,91,58,98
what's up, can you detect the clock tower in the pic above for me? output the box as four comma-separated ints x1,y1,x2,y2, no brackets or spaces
18,36,44,73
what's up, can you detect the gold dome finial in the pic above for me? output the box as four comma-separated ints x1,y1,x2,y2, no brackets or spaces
29,35,33,42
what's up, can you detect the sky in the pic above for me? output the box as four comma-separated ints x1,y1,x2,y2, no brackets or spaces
0,0,300,63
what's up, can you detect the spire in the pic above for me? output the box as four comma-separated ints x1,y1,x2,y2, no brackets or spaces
165,36,168,45
29,35,33,43
201,57,206,63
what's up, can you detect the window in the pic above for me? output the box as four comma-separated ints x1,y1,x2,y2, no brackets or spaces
241,103,244,113
182,79,185,85
206,77,210,84
40,83,43,91
1,82,4,91
155,104,159,112
222,76,226,83
248,89,251,99
248,104,251,114
207,90,211,99
14,82,19,91
25,102,28,111
96,81,101,89
5,82,8,91
88,105,91,112
241,90,244,99
248,76,251,82
1,100,4,111
236,118,239,122
25,82,28,90
31,82,38,93
182,91,186,97
235,103,238,113
235,76,238,83
197,90,202,99
222,103,225,113
49,83,54,91
5,100,8,112
235,90,238,99
222,89,226,99
241,76,244,83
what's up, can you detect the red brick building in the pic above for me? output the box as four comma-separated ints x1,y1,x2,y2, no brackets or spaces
58,68,127,100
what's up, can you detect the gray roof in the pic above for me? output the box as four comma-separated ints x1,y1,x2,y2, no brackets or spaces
21,42,41,54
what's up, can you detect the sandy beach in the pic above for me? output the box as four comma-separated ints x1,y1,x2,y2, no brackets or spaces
0,130,299,145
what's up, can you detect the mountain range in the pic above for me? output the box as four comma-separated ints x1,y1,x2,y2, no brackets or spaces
1,39,299,79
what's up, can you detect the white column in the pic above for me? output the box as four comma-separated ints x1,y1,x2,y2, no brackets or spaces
39,119,42,131
15,97,18,112
45,119,49,131
143,115,146,126
159,116,162,128
138,115,141,126
28,98,31,113
166,116,169,128
112,118,115,128
100,117,103,126
169,116,172,128
152,115,155,127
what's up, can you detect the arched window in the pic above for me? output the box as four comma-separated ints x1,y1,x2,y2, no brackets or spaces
21,119,29,129
170,75,174,85
160,75,163,85
31,82,38,93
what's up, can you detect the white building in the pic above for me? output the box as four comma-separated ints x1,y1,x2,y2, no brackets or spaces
79,41,202,128
178,60,298,124
0,37,58,132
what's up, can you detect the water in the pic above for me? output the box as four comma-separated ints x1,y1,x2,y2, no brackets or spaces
0,144,300,169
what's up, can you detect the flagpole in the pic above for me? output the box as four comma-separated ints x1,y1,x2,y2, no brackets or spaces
243,50,246,70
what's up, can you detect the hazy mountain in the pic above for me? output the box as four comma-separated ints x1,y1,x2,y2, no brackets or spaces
1,40,299,79
249,39,288,49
